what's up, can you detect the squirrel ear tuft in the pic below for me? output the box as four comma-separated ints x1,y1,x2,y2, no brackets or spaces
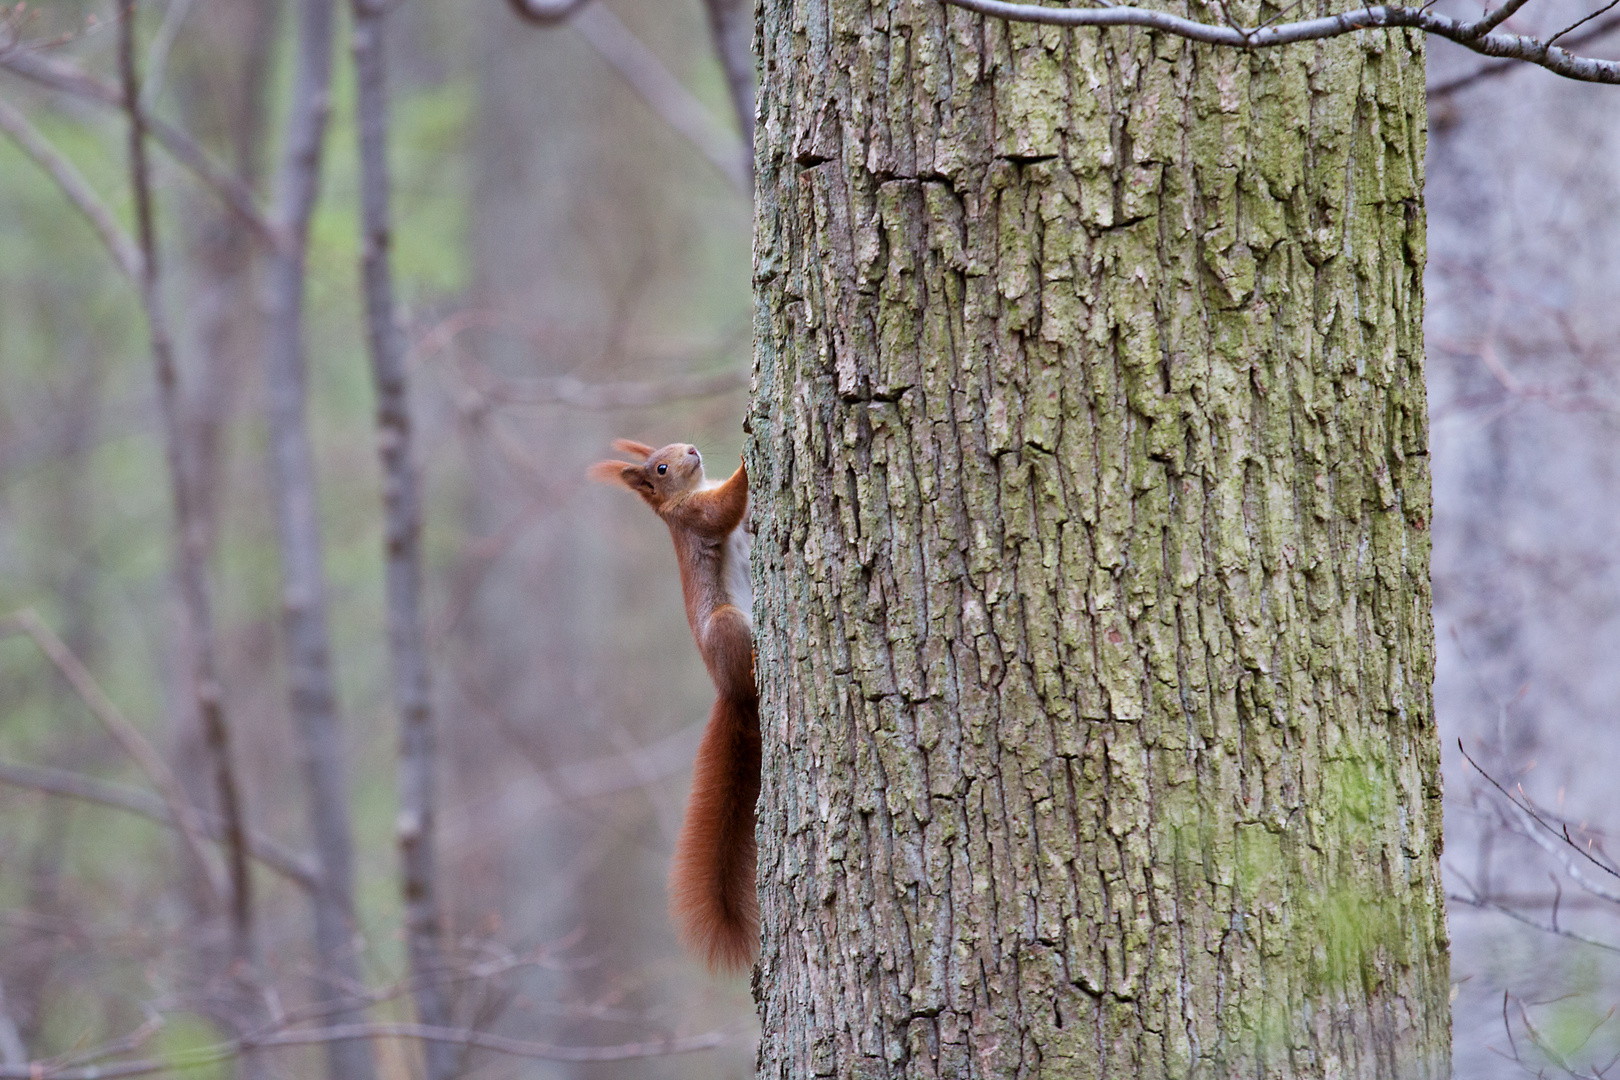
587,460,635,486
612,438,657,460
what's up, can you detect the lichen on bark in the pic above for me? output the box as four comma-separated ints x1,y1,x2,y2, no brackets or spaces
748,0,1446,1075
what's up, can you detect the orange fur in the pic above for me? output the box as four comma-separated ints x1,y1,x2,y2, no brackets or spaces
589,440,759,973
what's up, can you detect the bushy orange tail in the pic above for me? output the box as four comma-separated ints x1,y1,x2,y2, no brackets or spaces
669,692,761,973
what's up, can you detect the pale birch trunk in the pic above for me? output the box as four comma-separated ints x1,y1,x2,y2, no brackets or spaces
262,1,377,1077
749,2,1448,1077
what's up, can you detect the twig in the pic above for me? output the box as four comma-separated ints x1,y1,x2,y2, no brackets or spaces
247,1022,735,1063
460,369,749,410
0,1020,736,1079
38,1009,165,1074
139,0,199,109
570,3,750,194
0,758,318,891
219,943,570,1034
1460,0,1536,40
1459,742,1620,903
1548,0,1620,46
940,0,1620,84
1448,891,1620,954
402,303,750,410
1504,989,1521,1064
0,45,282,248
1516,998,1578,1075
0,94,141,277
437,712,707,849
698,0,755,185
5,609,226,902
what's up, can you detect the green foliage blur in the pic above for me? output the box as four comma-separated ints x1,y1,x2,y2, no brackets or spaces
0,0,755,1074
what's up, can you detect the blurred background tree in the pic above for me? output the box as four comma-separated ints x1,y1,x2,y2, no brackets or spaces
0,0,1617,1077
0,0,754,1075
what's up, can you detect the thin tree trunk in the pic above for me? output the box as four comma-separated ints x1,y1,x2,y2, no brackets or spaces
261,0,377,1076
750,4,1448,1078
117,0,254,969
349,5,457,1078
177,0,280,544
166,13,279,1069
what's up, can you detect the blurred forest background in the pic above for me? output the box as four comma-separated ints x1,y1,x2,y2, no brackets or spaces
0,0,1616,1077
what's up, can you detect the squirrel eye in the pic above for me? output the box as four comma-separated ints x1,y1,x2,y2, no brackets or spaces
657,463,668,474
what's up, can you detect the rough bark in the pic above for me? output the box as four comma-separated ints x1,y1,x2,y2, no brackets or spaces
749,2,1447,1077
349,5,457,1078
261,0,377,1077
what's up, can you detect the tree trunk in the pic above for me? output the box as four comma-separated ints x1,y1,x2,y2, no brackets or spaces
262,1,377,1077
349,6,457,1078
748,3,1448,1078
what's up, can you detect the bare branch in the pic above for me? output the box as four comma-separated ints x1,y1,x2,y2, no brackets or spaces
0,758,319,890
1448,891,1620,954
1460,741,1620,900
570,3,750,193
698,0,755,186
139,0,199,109
3,610,226,903
940,0,1620,84
1431,12,1620,98
0,95,141,277
460,368,749,410
42,1012,166,1076
1457,0,1537,40
1516,999,1580,1076
1547,0,1620,48
249,1023,735,1064
0,1020,736,1080
438,716,706,849
0,46,282,247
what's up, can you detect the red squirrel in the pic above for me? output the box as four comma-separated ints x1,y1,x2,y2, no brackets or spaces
588,439,759,973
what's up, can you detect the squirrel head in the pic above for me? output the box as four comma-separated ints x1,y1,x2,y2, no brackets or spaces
588,439,706,511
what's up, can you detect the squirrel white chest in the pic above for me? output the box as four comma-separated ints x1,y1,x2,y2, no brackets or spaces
720,526,752,625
